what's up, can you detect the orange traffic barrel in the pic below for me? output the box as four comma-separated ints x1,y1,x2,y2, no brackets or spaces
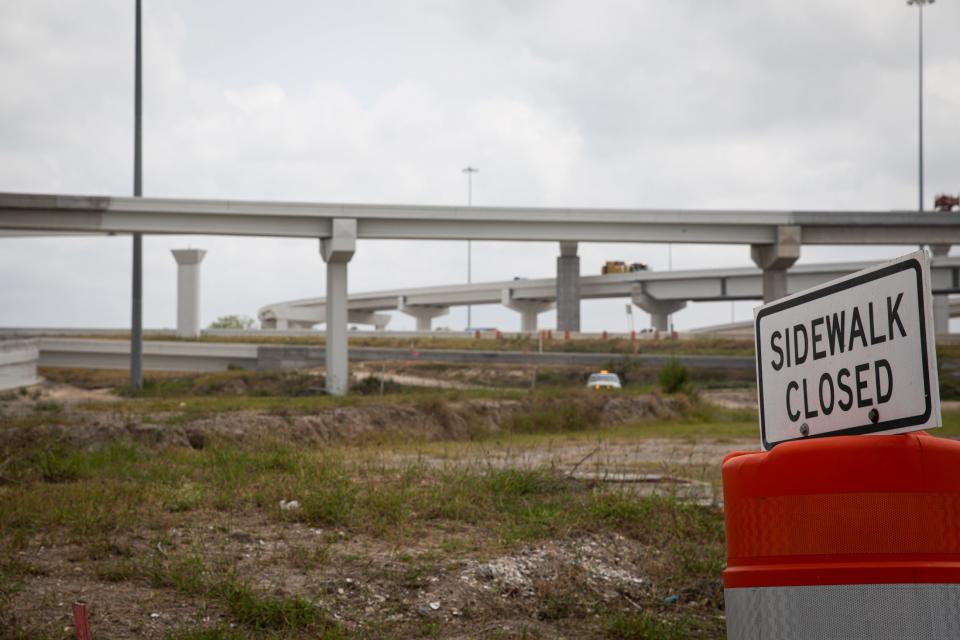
723,432,960,639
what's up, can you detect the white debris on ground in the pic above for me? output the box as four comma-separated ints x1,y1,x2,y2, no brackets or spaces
457,533,649,599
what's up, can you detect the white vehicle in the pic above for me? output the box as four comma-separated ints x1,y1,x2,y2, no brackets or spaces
586,371,621,390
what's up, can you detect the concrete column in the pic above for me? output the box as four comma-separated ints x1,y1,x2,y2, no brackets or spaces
751,225,801,303
631,288,686,332
931,244,952,334
171,249,207,339
320,219,356,396
398,297,449,331
501,289,555,332
556,241,581,332
934,295,950,335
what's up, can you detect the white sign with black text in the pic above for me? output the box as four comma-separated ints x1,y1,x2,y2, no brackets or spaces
754,251,940,450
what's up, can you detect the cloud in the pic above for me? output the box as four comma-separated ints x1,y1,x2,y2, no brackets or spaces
0,0,957,332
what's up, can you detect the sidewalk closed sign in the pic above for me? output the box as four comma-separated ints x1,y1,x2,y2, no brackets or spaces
755,251,940,450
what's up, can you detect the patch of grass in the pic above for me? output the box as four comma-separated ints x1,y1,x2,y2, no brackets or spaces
32,401,64,414
39,367,184,390
220,581,320,631
77,386,522,416
148,555,343,636
166,621,349,640
938,410,960,437
534,567,600,621
7,442,142,484
658,360,689,394
350,375,408,395
605,610,722,640
165,628,248,640
95,558,139,583
0,428,736,639
506,394,605,434
115,370,329,399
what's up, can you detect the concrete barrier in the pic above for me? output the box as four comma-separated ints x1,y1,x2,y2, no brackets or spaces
0,327,676,341
31,338,755,374
37,338,258,372
0,339,41,391
257,345,754,371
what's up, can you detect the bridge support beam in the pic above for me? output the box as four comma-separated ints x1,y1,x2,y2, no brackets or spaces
501,290,555,332
171,249,206,339
320,219,356,396
556,241,580,332
751,226,801,303
348,311,391,331
632,288,686,332
398,297,449,331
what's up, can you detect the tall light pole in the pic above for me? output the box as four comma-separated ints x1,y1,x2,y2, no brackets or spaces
908,0,934,213
462,166,478,330
131,0,144,389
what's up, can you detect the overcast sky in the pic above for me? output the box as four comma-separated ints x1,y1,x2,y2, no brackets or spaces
1,0,958,332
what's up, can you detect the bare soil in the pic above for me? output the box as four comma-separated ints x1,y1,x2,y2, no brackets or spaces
6,511,719,639
0,376,745,639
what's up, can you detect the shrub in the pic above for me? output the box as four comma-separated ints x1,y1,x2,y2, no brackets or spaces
658,359,688,394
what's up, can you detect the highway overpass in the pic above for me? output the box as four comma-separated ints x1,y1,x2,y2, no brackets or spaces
3,190,958,394
259,257,960,334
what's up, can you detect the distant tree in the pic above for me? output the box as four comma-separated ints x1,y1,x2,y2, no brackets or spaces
208,314,257,330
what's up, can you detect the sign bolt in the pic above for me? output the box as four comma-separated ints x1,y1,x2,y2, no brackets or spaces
800,423,810,437
869,408,880,424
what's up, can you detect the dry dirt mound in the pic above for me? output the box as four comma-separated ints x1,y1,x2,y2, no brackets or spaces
0,393,688,450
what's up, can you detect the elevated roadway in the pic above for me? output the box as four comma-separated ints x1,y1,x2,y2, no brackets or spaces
3,190,959,394
2,192,959,245
260,257,960,333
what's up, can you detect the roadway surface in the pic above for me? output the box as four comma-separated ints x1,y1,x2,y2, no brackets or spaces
259,258,960,328
3,191,960,245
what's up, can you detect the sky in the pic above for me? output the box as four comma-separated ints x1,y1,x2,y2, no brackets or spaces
0,0,958,332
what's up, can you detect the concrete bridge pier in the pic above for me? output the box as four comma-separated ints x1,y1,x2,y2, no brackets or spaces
932,245,952,334
320,219,356,396
556,241,581,332
501,289,555,332
398,297,449,331
171,249,206,339
348,311,391,331
632,288,687,332
751,225,801,303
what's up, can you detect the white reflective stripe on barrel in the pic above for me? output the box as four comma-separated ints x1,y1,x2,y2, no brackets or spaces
726,584,960,640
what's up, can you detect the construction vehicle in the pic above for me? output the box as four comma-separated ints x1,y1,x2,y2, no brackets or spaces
601,261,649,275
935,194,960,212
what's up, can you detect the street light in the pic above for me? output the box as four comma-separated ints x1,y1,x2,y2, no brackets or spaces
907,0,934,213
131,0,144,389
462,166,478,330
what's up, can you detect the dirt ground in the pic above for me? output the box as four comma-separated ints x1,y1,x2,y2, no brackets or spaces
0,371,750,639
7,512,719,639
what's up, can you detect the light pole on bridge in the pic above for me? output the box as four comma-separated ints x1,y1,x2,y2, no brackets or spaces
907,0,934,213
462,166,478,330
